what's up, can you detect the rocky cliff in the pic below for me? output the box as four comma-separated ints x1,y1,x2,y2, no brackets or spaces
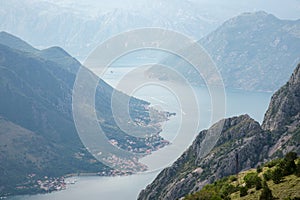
262,64,300,132
138,115,271,200
262,64,300,157
138,63,300,200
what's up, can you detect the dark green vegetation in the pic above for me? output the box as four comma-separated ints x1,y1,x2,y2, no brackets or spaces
147,11,300,92
0,32,169,196
184,152,300,200
138,63,300,200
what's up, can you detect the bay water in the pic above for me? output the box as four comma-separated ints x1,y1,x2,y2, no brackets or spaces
7,66,272,200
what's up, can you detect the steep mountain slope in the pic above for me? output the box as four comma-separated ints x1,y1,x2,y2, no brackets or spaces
138,115,271,200
0,115,94,195
146,11,300,92
262,64,300,132
0,33,168,196
0,31,38,53
262,64,300,156
200,11,300,92
184,155,300,200
0,31,80,74
138,64,300,200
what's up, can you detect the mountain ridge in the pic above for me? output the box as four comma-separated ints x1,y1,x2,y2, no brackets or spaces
146,11,300,92
138,64,300,199
138,115,271,200
0,0,219,60
200,11,300,92
0,33,169,196
0,31,38,53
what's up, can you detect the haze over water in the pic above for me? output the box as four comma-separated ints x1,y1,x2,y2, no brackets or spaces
7,66,272,200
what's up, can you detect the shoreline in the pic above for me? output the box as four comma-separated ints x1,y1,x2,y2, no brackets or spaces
2,172,132,199
3,170,157,200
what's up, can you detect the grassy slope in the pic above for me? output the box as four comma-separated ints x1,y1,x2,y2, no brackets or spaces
184,158,300,200
231,168,300,199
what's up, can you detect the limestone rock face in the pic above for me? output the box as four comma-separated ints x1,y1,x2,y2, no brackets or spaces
138,115,271,200
138,64,300,200
262,64,300,132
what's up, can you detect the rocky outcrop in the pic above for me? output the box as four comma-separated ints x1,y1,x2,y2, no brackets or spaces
262,64,300,157
138,63,300,200
262,64,300,132
138,115,271,200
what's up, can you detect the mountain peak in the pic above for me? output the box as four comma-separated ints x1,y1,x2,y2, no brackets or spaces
199,11,300,92
138,114,267,200
238,10,277,19
41,46,71,57
226,11,278,26
289,63,300,85
38,46,80,74
0,31,37,53
241,10,269,17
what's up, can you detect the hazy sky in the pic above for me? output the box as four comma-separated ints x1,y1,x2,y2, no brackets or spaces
45,0,300,20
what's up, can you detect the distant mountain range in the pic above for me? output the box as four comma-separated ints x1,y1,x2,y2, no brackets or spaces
146,11,300,92
0,32,168,196
2,1,299,92
200,11,300,91
138,63,300,199
0,0,219,61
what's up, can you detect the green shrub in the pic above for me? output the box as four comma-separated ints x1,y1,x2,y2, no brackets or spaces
220,183,237,197
259,181,274,200
239,186,248,197
263,169,272,181
278,152,298,176
285,152,298,162
271,167,283,184
265,158,283,168
229,175,237,182
255,179,262,190
244,172,262,189
257,165,263,173
295,162,300,177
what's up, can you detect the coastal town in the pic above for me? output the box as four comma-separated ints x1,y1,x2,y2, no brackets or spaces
0,169,119,198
